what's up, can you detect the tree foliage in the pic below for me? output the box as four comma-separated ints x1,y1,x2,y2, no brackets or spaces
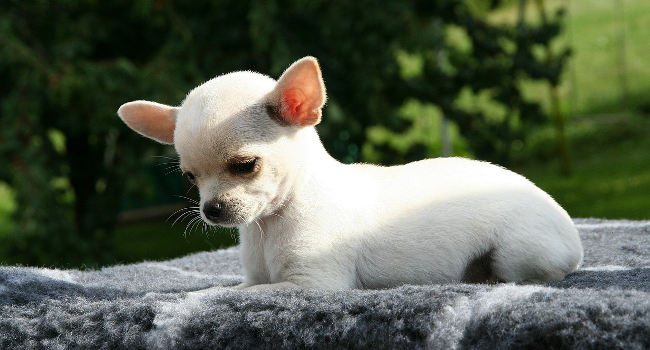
0,0,568,265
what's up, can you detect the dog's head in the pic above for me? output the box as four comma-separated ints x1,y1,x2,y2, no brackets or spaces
118,57,326,227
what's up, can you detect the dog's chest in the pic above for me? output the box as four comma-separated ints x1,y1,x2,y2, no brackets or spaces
247,218,292,283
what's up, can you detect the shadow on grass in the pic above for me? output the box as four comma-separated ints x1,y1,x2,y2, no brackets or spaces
112,221,238,265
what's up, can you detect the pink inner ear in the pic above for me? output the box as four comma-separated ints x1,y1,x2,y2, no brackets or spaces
273,57,326,126
281,88,307,124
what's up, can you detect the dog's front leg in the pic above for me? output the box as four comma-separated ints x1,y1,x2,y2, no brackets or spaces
237,225,271,288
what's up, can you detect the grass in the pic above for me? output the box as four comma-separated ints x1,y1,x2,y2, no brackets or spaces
0,183,14,238
112,221,237,264
490,0,650,219
490,0,650,115
514,113,650,220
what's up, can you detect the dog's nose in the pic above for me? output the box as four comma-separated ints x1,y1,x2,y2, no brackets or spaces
203,200,223,222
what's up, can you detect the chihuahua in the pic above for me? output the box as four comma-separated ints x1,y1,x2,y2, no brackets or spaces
117,57,583,290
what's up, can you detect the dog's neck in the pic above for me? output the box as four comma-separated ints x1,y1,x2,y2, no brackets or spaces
246,127,345,232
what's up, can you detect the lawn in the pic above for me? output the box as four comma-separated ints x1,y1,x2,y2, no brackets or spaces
112,221,237,264
514,113,650,220
0,183,14,239
493,0,650,219
491,0,650,115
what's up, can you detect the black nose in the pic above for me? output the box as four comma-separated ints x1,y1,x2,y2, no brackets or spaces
203,200,223,222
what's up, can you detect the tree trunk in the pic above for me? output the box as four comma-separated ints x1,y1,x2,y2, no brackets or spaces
535,0,571,175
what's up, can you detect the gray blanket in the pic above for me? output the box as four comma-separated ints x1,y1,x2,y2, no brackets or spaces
1,219,648,349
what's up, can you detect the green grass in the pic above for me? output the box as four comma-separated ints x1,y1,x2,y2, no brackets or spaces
489,0,650,219
491,0,650,115
514,113,650,219
0,183,15,238
112,221,237,264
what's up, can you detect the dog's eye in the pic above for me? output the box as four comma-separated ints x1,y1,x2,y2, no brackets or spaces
228,157,260,175
184,172,196,184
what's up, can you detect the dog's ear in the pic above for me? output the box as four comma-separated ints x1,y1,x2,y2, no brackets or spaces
117,100,178,144
270,56,327,126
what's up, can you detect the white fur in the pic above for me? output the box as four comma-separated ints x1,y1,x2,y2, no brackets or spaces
234,142,583,289
118,57,583,290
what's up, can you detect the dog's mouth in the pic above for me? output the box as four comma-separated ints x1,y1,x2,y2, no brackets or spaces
199,197,253,227
201,214,243,228
200,208,254,228
200,198,270,229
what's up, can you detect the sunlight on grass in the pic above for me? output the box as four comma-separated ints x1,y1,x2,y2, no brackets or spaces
0,183,15,237
515,114,650,219
491,0,650,115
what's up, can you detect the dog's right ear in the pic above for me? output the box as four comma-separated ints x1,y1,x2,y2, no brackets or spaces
117,100,178,144
269,56,327,127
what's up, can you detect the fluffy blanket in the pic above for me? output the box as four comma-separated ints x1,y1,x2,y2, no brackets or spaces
1,219,648,349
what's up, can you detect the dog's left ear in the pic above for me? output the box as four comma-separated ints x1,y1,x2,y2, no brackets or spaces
270,56,327,126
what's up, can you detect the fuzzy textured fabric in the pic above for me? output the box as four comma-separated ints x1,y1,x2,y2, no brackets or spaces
1,219,648,349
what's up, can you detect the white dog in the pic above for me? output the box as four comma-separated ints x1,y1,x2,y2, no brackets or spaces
117,56,583,290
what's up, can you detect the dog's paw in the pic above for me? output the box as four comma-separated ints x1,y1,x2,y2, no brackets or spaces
243,281,302,291
232,282,252,290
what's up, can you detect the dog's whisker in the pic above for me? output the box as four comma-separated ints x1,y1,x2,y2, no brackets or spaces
228,227,238,242
175,195,199,205
164,168,182,176
158,163,180,170
162,167,181,175
192,216,205,234
188,217,200,235
155,165,181,173
185,185,197,195
254,218,264,241
171,210,198,227
154,161,180,167
184,216,201,237
152,155,179,161
166,206,198,222
168,211,189,225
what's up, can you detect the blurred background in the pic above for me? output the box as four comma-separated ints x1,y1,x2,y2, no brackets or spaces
1,0,648,268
